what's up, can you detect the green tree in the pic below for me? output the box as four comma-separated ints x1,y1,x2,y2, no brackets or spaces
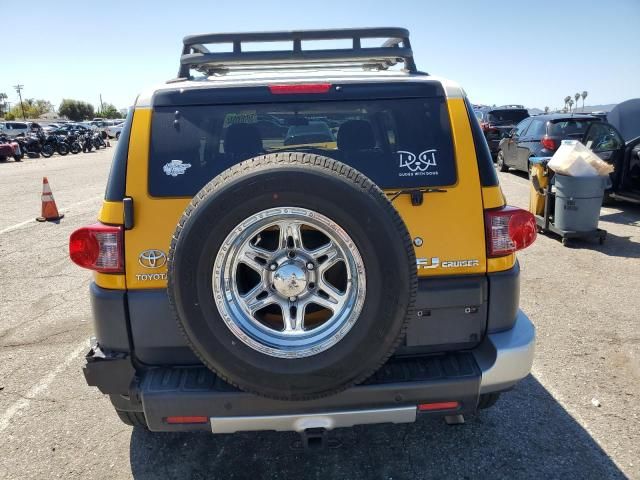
6,98,53,119
97,103,120,119
58,99,95,121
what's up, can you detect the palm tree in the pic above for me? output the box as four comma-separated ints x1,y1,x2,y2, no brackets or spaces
544,106,549,114
564,95,571,112
568,99,574,112
574,93,581,112
581,91,588,111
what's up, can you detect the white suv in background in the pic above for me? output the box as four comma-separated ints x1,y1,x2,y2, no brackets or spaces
0,121,29,137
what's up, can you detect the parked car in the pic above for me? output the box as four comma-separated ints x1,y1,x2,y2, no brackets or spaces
496,114,603,174
69,28,536,440
0,121,29,137
585,100,640,203
106,122,125,139
475,105,530,157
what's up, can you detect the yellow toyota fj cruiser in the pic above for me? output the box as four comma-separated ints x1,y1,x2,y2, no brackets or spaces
70,28,537,442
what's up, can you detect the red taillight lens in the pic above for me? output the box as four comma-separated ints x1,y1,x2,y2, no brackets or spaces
69,223,123,272
269,83,332,94
541,136,557,150
485,207,537,257
417,401,460,412
165,416,208,424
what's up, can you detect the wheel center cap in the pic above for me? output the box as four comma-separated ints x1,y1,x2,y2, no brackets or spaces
273,263,307,297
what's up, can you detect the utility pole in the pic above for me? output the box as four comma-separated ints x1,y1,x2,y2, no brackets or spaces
99,94,104,116
13,84,26,120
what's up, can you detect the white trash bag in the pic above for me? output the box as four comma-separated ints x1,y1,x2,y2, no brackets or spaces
547,140,614,177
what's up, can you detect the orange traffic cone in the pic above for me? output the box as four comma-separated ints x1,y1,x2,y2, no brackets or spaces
36,177,64,222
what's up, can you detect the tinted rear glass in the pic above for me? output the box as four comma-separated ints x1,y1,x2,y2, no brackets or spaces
149,98,456,197
487,110,529,124
549,119,599,138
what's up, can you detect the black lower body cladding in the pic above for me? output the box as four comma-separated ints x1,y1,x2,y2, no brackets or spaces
167,153,417,401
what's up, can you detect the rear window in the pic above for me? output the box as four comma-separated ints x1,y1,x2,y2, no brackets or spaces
149,98,456,197
549,119,599,138
487,109,529,125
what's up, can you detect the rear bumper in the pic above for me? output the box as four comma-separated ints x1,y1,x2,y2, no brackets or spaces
85,312,535,432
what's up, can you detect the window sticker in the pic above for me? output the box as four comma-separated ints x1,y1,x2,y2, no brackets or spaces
223,111,257,128
163,159,192,177
398,149,439,177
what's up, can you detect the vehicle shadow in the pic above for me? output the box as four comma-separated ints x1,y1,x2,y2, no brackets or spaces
128,375,625,479
600,202,640,227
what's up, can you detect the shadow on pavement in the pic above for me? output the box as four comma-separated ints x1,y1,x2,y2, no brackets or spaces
128,375,625,479
600,203,640,227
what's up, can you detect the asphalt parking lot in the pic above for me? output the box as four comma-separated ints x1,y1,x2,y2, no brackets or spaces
0,149,638,479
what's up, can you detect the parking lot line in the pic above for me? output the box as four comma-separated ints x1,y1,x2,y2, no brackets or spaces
0,195,102,235
0,342,87,434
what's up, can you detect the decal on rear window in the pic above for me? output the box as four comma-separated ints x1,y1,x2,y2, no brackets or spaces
163,160,192,177
398,149,439,177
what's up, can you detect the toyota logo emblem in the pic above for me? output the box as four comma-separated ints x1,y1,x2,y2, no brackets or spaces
138,249,167,269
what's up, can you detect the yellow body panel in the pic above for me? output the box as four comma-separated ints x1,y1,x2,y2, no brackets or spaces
108,96,514,290
482,185,506,210
123,109,190,289
394,98,487,277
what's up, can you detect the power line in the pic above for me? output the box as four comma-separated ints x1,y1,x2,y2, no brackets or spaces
13,84,26,121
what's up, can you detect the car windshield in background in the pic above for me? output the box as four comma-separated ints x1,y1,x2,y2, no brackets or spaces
487,109,529,125
149,97,457,196
549,119,599,138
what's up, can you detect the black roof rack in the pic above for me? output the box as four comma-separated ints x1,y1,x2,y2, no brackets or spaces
176,27,419,79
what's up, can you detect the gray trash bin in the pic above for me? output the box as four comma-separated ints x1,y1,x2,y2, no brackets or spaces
553,174,611,232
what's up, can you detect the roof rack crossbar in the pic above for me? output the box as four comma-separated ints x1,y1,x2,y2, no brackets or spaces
177,27,418,78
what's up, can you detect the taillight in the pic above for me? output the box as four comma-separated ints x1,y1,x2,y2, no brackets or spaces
69,223,123,272
541,136,557,150
269,83,331,94
485,207,537,257
481,122,497,133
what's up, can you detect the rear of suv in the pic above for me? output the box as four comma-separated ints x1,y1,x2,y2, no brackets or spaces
475,105,530,157
70,28,536,438
496,113,603,173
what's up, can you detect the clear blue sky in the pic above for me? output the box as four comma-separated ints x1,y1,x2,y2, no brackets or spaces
2,0,638,112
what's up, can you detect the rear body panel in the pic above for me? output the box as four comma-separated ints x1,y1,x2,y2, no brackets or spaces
113,84,492,292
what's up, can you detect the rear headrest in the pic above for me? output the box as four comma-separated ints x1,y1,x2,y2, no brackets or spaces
224,123,262,158
337,120,375,151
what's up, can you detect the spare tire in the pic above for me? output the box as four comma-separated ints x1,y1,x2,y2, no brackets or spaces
168,153,416,400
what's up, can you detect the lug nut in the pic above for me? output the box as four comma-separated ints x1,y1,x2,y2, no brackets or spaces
289,296,297,302
269,263,277,271
306,262,315,270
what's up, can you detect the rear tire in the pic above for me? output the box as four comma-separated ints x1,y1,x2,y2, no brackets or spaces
478,392,501,409
496,150,508,172
115,410,148,429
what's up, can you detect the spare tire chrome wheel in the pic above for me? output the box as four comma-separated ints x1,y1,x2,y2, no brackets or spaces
214,207,365,358
168,152,416,400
